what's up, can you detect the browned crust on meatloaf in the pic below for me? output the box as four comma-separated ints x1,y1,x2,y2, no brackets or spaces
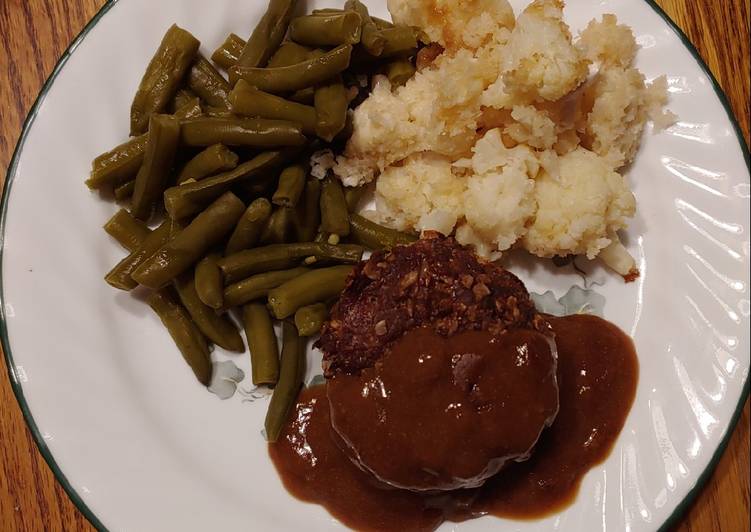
316,233,547,377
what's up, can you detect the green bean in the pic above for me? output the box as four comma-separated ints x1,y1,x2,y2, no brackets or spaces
289,87,315,105
195,253,224,309
293,177,321,242
413,26,432,46
174,96,204,119
314,78,349,142
243,303,280,386
180,116,306,148
320,176,350,236
219,242,363,283
343,185,366,212
130,24,200,135
105,219,175,291
350,213,417,250
133,192,246,289
272,164,306,208
131,114,181,220
174,272,244,352
294,303,327,336
224,267,309,308
237,0,298,68
211,33,246,70
260,207,295,245
202,106,235,118
225,198,272,255
87,90,203,192
229,44,352,93
229,80,317,135
171,88,199,112
114,180,135,201
311,8,344,15
386,59,415,86
148,288,212,386
267,41,313,68
289,12,362,47
264,321,304,441
380,26,418,58
86,134,149,190
164,151,286,220
188,56,232,109
177,144,239,184
345,0,385,55
235,173,279,201
372,17,394,30
267,265,353,319
103,208,151,252
332,110,354,145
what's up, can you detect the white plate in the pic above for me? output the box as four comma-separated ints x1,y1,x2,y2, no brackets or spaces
2,0,749,530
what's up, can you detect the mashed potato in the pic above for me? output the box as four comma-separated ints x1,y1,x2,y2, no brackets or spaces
329,0,675,277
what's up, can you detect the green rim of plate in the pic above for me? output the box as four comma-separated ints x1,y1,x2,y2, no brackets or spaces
1,1,748,531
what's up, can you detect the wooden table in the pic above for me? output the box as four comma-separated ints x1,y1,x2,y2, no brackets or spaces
0,1,748,530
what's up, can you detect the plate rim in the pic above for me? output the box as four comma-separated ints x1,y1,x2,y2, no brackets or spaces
0,1,748,531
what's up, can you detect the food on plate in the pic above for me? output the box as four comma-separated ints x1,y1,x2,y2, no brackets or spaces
294,302,329,336
229,81,318,135
211,33,246,70
236,0,298,68
147,288,212,386
177,143,239,184
228,44,354,91
103,209,151,252
317,235,545,375
187,56,232,110
87,1,417,437
130,24,201,135
271,237,639,530
264,321,307,442
242,303,281,386
194,252,225,309
104,218,176,291
320,235,559,490
85,0,649,528
322,0,675,278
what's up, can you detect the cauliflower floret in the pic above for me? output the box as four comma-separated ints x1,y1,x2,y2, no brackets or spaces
645,76,678,131
334,46,501,185
523,147,635,258
462,161,537,251
599,234,638,278
583,66,674,168
387,0,515,50
460,128,539,250
578,14,638,68
500,0,589,102
374,153,467,235
469,127,540,175
504,105,558,149
310,149,335,179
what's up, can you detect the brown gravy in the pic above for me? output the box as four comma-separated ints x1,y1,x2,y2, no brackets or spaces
269,314,639,531
327,327,559,491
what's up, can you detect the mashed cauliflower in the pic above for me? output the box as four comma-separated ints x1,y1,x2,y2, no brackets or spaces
327,0,675,278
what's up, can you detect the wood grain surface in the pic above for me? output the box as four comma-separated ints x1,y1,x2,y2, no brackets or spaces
0,1,748,531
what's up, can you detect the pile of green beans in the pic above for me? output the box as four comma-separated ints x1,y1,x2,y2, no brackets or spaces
86,1,423,443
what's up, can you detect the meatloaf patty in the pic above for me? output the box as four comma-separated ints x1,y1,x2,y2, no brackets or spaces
317,233,547,377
